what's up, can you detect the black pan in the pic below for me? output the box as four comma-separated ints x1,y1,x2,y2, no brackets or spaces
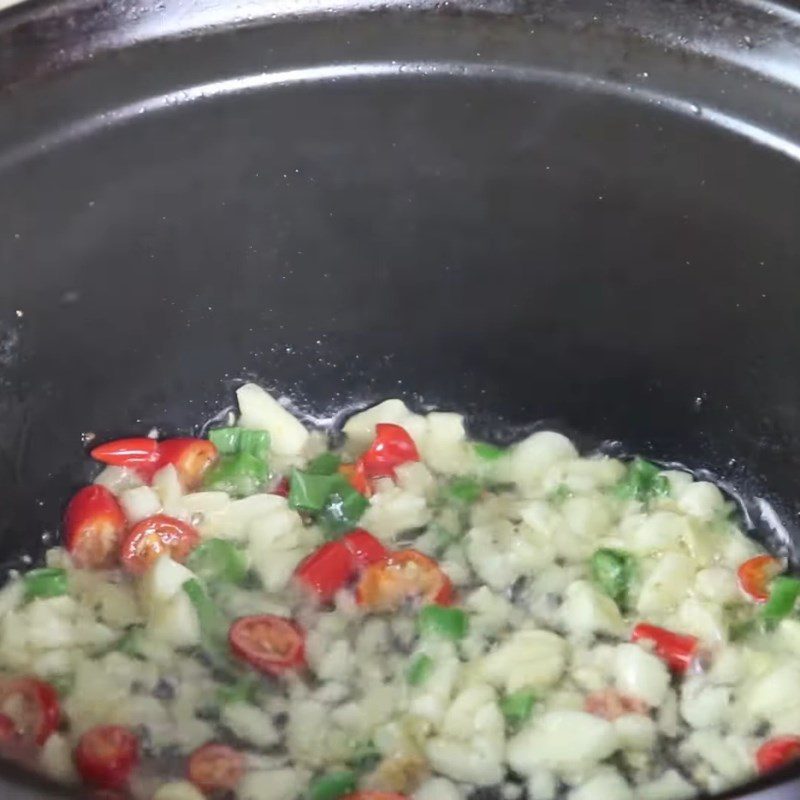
1,0,800,797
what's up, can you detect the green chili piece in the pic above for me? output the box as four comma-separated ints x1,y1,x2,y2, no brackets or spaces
318,478,369,536
208,427,242,454
417,605,469,641
208,427,270,458
762,576,800,628
288,469,337,513
288,470,368,533
237,429,270,460
203,452,268,497
448,477,482,503
23,568,68,601
407,654,434,686
500,689,537,731
306,452,342,476
186,539,248,585
473,442,505,461
308,771,358,800
614,458,670,503
590,548,636,609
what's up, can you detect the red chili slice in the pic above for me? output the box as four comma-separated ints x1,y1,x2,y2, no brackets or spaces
294,542,355,602
119,514,200,575
356,549,453,611
0,714,26,763
75,725,139,789
157,438,218,490
187,743,245,794
358,423,420,479
0,677,59,747
0,713,17,743
584,689,649,720
631,623,699,673
342,529,389,568
271,476,291,497
90,437,162,481
294,531,388,602
338,462,372,496
0,678,58,748
229,615,305,676
63,485,127,569
756,735,800,773
738,555,783,603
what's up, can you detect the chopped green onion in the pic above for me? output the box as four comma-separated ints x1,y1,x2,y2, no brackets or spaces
183,579,226,641
762,576,800,629
318,479,369,536
724,601,759,642
115,626,147,659
307,770,357,800
216,675,258,706
186,539,248,585
432,522,461,552
49,674,74,697
306,452,342,476
547,484,573,504
448,477,482,503
406,654,434,686
729,617,763,642
473,442,505,461
23,568,68,601
614,458,670,503
288,469,337,513
500,689,536,731
590,548,636,609
183,579,229,664
203,452,268,497
417,605,469,640
346,740,380,772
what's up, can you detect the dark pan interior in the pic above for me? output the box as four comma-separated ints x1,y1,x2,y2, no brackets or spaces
1,0,800,797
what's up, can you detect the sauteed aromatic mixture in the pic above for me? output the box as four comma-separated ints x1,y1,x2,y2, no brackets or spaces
0,384,798,800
